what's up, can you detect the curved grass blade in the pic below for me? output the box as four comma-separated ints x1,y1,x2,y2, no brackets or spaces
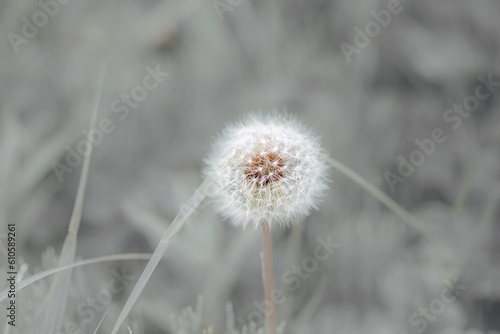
323,154,427,235
39,62,106,334
0,253,151,301
110,178,215,334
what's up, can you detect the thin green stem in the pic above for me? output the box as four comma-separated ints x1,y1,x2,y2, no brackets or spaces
0,253,152,302
323,155,427,235
261,221,277,334
323,155,463,280
110,178,215,334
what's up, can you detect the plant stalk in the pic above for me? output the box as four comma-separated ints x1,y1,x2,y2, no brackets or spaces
323,154,427,235
261,221,277,334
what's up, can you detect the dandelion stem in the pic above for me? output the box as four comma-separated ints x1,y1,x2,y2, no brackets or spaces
261,221,277,334
323,155,427,235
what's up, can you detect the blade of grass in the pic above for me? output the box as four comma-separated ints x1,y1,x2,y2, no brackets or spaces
0,253,152,301
323,155,460,279
447,167,476,232
93,311,108,334
110,177,215,334
14,111,91,202
40,62,106,334
323,155,427,235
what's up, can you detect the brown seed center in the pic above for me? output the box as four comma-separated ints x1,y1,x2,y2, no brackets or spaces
244,151,286,185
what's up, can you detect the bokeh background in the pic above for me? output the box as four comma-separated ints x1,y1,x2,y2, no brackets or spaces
1,0,500,333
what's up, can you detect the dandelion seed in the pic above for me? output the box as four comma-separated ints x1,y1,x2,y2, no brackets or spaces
204,111,329,229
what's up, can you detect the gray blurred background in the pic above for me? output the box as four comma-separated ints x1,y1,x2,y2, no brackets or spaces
1,0,500,333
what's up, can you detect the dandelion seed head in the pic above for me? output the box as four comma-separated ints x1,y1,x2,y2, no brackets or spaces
204,111,329,229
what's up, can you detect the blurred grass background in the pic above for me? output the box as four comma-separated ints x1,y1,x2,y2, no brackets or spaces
0,0,499,333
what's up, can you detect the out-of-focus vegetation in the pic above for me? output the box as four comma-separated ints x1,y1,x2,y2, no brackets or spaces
0,0,499,333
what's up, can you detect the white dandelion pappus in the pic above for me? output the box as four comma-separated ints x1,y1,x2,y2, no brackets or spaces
204,112,329,229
